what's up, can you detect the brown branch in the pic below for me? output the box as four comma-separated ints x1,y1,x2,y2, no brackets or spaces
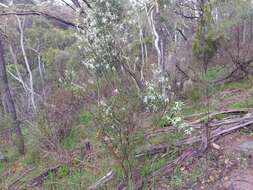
81,0,92,9
0,10,85,30
174,10,199,20
60,0,77,11
178,114,253,146
176,27,187,41
28,165,61,187
148,148,198,178
121,62,145,90
70,0,92,9
135,144,169,158
188,108,251,126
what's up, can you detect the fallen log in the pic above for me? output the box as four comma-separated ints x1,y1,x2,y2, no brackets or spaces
115,109,253,190
188,109,252,126
145,109,253,139
178,115,253,146
141,117,253,187
8,167,35,190
135,144,169,159
147,148,198,179
145,127,175,139
28,165,61,187
92,110,253,190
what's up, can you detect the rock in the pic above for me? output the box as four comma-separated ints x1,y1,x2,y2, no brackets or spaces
239,141,253,154
211,143,221,150
0,151,7,161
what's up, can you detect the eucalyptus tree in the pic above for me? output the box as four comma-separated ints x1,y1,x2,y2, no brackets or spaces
0,32,25,154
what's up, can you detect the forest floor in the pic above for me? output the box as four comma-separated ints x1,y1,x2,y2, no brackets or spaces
1,76,253,189
161,77,253,190
187,133,253,190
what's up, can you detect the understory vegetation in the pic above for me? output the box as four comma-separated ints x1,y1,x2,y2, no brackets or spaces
1,0,253,189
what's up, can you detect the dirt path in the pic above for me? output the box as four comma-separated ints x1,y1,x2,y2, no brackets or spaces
194,133,253,190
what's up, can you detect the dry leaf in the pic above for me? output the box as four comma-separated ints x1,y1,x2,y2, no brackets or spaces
209,175,215,182
212,143,221,150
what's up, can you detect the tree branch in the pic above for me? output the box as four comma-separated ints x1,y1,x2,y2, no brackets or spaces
0,10,84,30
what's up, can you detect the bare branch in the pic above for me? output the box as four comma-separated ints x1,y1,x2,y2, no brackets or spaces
0,10,85,30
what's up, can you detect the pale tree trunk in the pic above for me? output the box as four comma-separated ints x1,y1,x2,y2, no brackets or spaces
131,5,149,88
16,16,36,110
0,97,4,119
29,47,45,97
243,20,247,44
250,15,253,41
0,34,25,155
174,23,178,46
151,0,166,96
9,45,28,92
139,26,145,81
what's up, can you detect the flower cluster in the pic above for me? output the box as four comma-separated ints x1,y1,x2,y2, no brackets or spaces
143,82,167,112
143,84,192,134
164,101,193,134
76,0,128,74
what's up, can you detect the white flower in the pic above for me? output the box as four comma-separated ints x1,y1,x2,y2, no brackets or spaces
112,88,119,96
184,127,193,135
105,64,110,69
88,79,94,84
99,100,106,107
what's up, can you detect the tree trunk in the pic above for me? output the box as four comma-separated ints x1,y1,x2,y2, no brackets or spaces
151,0,166,96
0,34,25,155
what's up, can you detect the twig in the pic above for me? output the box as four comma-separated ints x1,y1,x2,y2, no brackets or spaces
88,170,114,190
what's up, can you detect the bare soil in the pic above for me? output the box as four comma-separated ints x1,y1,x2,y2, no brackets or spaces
192,133,253,190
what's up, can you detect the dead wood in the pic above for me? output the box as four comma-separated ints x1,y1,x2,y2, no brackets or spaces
141,114,253,187
135,144,169,158
178,115,253,146
87,110,253,190
188,109,252,126
148,148,198,178
145,127,175,139
8,167,35,190
28,165,61,187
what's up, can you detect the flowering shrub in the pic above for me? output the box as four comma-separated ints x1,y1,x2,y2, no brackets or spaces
163,101,193,134
143,83,192,134
77,0,126,75
94,92,145,180
143,82,166,112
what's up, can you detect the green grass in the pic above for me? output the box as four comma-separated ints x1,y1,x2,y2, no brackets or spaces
79,111,92,126
141,158,167,177
63,127,80,150
0,162,4,175
204,65,228,81
182,86,203,103
222,76,253,90
182,74,253,116
169,167,184,189
229,98,253,109
43,166,99,190
183,103,209,116
169,160,205,189
0,116,11,131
